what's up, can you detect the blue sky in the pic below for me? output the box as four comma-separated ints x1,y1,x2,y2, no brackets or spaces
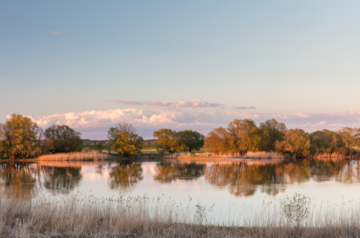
1,1,360,139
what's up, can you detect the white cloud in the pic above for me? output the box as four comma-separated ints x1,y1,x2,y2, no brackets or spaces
234,106,256,110
24,109,360,139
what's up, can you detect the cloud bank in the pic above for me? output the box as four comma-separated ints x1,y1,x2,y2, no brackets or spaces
108,99,224,109
26,108,360,139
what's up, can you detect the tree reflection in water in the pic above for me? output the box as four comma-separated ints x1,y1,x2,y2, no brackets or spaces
42,167,82,194
153,162,205,183
0,163,38,200
0,163,83,200
336,160,360,184
204,158,360,197
1,159,360,200
108,162,143,193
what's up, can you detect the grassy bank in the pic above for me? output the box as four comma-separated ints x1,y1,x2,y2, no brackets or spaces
81,145,111,151
1,193,360,237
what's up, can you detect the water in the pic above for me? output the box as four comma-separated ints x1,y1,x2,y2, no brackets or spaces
1,158,360,222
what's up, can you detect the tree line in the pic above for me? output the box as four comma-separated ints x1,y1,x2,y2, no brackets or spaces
0,114,82,159
108,123,204,156
0,114,205,159
1,113,360,159
204,118,360,157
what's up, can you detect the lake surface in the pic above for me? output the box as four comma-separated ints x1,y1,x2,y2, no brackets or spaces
1,158,360,222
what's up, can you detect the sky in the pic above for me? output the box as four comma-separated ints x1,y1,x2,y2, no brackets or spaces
1,0,360,139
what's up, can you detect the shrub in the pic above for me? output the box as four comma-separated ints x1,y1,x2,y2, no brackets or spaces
280,193,312,228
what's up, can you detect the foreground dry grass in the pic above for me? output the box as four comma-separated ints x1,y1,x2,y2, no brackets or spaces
1,193,360,238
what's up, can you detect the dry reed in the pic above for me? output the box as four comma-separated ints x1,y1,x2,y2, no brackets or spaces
312,152,345,160
2,192,360,237
37,152,109,161
177,151,286,159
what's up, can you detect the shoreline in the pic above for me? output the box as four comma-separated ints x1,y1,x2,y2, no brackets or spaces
1,150,359,163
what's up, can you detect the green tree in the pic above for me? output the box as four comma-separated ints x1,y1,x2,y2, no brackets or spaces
310,129,345,154
96,142,104,151
44,124,82,153
259,118,287,151
276,129,310,157
153,129,183,153
227,119,261,154
337,127,356,155
108,122,143,157
177,130,204,152
1,114,42,159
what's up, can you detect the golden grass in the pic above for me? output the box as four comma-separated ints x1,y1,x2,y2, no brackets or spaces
176,151,286,160
176,157,284,165
312,152,345,160
37,151,109,161
36,160,108,167
2,193,360,237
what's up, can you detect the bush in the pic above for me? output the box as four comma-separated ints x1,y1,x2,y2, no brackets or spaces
280,193,312,228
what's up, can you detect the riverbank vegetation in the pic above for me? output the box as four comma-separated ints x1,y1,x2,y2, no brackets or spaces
204,118,360,157
1,113,360,160
0,114,83,160
1,192,360,237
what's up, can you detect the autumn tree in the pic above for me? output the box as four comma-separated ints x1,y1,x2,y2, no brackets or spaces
177,130,204,152
353,128,360,154
227,119,261,154
276,129,310,157
1,114,42,159
0,126,3,156
204,127,232,154
153,129,183,153
108,122,143,157
44,124,82,153
259,118,287,151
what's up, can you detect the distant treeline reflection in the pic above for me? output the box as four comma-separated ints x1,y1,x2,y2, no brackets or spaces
151,159,360,197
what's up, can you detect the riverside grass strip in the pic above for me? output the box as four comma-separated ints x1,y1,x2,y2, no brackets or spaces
2,193,360,237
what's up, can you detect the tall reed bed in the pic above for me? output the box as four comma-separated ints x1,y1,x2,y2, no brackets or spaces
177,151,286,159
37,151,109,161
2,192,360,237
